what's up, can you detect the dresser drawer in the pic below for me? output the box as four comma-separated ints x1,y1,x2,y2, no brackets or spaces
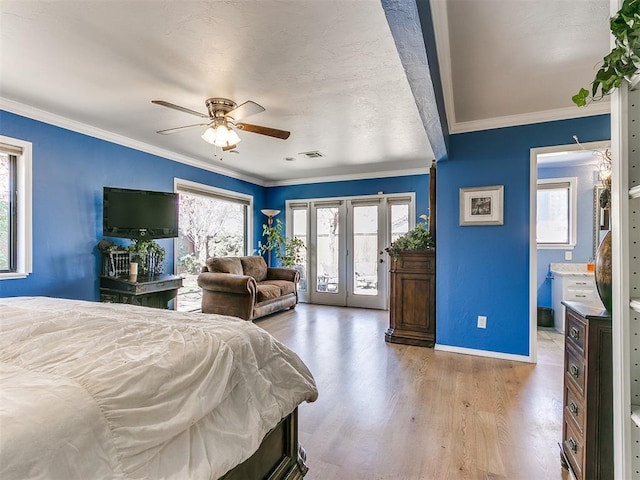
563,417,585,480
566,310,586,354
565,347,585,395
564,277,595,289
565,288,598,303
564,384,585,433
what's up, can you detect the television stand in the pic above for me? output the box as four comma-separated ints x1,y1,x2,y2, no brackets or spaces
100,274,183,309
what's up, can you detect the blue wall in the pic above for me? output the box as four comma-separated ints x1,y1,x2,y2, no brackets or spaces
437,114,609,357
536,163,598,308
266,175,430,220
0,111,267,300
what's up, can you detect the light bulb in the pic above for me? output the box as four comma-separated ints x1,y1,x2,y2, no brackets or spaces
201,127,217,144
227,129,241,145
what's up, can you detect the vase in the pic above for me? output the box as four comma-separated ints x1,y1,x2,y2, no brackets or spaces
595,230,612,312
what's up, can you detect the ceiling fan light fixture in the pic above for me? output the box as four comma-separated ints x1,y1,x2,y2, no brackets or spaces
201,124,241,148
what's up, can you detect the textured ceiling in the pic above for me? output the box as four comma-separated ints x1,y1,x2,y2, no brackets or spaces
1,0,433,185
1,1,614,184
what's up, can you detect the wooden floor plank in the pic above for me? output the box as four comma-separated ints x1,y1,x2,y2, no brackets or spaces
258,305,571,480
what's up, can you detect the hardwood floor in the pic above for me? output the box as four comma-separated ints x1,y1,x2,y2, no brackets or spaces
258,305,571,480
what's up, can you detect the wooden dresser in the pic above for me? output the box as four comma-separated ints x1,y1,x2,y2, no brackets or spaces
385,250,435,347
560,301,612,480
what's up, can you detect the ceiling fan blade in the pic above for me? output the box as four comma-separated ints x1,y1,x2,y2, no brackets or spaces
235,122,290,140
156,123,209,135
226,101,265,121
152,100,209,118
222,144,238,152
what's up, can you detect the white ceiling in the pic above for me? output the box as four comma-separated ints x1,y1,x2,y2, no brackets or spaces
0,1,613,185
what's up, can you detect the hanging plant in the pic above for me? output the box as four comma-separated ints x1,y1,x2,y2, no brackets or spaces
573,0,640,106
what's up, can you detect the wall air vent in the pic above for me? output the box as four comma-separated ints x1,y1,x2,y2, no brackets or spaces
299,151,325,159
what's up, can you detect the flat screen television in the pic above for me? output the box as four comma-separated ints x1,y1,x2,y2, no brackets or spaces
103,187,179,239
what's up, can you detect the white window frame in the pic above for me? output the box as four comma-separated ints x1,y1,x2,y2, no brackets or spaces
536,176,577,249
173,177,254,263
0,135,32,280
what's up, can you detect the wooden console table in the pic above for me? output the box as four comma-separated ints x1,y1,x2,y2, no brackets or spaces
100,274,183,309
385,250,436,347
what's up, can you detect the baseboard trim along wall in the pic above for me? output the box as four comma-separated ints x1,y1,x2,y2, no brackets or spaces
434,344,534,364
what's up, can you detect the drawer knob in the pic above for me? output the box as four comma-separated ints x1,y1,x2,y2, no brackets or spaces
569,327,580,340
569,364,580,378
568,438,578,453
569,401,578,415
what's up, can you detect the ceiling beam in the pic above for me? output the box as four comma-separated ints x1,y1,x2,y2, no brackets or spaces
382,0,449,161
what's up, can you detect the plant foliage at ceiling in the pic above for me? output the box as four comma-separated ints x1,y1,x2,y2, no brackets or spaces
573,0,640,106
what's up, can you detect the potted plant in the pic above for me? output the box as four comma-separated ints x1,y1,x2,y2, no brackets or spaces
572,0,640,106
127,239,166,276
260,218,305,268
385,215,435,259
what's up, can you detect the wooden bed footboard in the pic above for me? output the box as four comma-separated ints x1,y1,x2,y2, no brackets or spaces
220,408,308,480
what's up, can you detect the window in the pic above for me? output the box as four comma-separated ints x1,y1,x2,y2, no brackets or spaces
537,177,577,248
174,179,252,311
0,136,32,279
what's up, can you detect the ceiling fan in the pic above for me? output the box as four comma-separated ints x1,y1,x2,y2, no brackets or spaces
152,98,290,151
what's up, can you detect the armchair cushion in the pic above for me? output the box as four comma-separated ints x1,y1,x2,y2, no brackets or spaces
205,257,243,275
260,279,296,296
240,256,268,282
256,284,281,302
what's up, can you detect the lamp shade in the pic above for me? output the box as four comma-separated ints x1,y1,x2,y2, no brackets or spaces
201,125,242,148
261,209,281,217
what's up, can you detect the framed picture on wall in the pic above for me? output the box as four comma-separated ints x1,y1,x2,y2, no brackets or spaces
459,185,504,226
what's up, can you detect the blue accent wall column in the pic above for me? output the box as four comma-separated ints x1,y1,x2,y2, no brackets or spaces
436,115,609,357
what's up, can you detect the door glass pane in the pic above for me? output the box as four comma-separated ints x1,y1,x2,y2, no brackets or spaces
391,204,409,242
353,205,378,296
176,190,247,311
316,207,339,294
292,209,308,292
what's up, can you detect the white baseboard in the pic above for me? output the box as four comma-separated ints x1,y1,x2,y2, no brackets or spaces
434,343,534,364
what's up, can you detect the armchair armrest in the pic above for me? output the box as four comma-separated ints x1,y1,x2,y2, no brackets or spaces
198,272,257,295
267,267,300,283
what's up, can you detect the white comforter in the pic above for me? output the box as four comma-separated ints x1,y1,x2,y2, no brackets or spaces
0,297,317,480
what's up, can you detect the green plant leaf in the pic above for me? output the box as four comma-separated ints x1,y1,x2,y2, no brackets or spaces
572,88,590,107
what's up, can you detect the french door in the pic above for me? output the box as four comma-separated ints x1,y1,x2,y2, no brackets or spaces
288,194,413,310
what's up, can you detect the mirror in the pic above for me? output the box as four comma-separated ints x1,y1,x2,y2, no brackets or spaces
593,185,610,258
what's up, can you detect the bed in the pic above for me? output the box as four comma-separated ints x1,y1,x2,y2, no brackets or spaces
0,297,318,480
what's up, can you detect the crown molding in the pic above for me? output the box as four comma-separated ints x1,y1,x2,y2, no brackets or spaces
449,102,611,134
264,166,430,187
0,97,267,186
2,98,434,188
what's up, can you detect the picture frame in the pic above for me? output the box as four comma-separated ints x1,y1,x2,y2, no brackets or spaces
459,185,504,226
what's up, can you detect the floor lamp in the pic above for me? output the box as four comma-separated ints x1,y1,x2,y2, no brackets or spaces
261,209,280,267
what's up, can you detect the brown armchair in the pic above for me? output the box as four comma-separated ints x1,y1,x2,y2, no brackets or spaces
197,256,299,320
